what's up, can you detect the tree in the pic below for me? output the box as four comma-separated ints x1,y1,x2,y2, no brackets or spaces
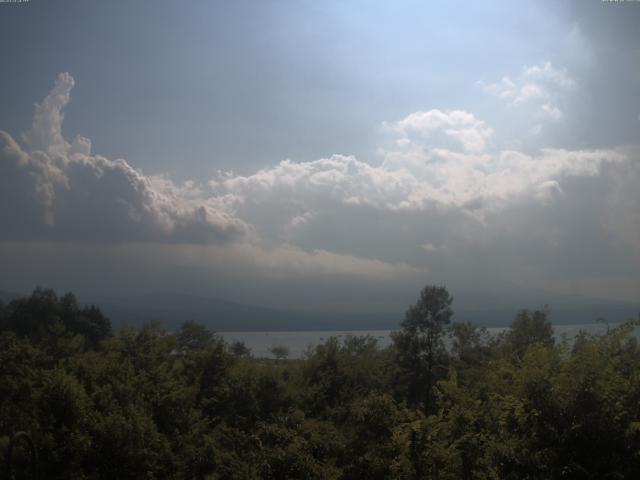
0,299,7,331
392,285,453,411
269,345,290,362
506,307,554,359
6,287,61,341
449,321,490,367
176,320,214,352
302,335,387,415
3,288,111,350
60,293,111,349
230,340,252,358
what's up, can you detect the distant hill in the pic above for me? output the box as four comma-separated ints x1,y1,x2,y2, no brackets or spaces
0,290,24,304
83,291,639,332
81,292,397,332
2,288,637,331
453,289,639,327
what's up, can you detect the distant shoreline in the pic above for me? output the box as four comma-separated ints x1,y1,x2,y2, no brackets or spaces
218,322,634,359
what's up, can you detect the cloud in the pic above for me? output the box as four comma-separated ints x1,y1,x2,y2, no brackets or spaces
384,109,493,153
602,150,640,252
0,126,72,227
482,62,575,120
3,74,628,254
1,73,638,301
0,73,251,244
203,106,637,299
228,244,424,279
420,243,439,252
217,137,626,218
22,72,75,156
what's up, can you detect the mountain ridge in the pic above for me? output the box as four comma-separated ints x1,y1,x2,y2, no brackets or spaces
2,288,637,331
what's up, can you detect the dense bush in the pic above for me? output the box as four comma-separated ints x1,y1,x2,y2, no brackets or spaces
0,287,639,479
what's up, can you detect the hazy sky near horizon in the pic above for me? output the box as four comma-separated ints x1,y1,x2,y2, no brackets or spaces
0,0,639,312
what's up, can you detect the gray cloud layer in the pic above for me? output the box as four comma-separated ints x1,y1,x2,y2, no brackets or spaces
1,70,638,303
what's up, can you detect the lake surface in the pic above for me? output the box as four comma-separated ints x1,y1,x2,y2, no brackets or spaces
219,322,629,358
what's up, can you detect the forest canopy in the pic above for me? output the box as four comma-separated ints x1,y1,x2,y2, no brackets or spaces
1,286,639,479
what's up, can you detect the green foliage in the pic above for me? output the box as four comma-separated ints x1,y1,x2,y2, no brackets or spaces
391,285,453,411
177,320,214,352
1,287,111,351
268,345,290,361
301,335,389,416
230,340,252,358
449,321,491,367
343,393,416,479
256,410,343,479
1,285,639,478
505,307,555,359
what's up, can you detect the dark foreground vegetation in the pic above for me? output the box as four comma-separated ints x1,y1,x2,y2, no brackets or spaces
1,286,639,479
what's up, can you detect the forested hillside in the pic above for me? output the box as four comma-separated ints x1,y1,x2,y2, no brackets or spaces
1,286,639,479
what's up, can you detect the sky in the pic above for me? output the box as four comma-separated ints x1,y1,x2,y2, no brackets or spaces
0,0,639,315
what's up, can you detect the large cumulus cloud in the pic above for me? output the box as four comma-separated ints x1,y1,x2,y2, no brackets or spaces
212,127,631,249
1,71,638,301
0,73,250,243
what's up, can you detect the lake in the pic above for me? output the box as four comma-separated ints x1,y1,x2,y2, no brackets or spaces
219,322,629,358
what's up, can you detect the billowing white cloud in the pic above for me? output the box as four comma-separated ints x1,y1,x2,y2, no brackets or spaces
21,72,75,156
384,109,493,153
216,135,626,217
0,73,251,244
1,75,633,253
0,130,67,230
1,73,638,299
204,104,637,299
482,62,575,120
